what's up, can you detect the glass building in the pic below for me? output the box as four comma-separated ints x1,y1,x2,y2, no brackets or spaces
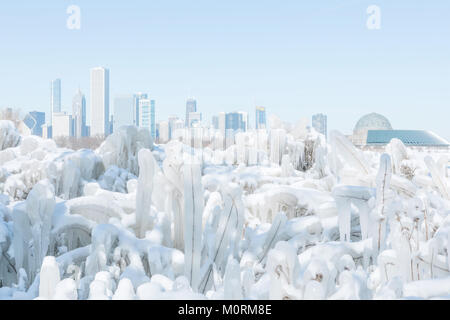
51,79,61,116
367,130,450,148
139,98,156,138
185,98,197,127
255,106,266,130
114,95,135,130
90,67,110,137
134,93,148,126
24,111,45,137
73,89,87,138
225,112,246,132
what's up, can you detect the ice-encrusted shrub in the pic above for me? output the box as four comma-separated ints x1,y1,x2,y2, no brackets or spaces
0,120,21,151
97,126,153,176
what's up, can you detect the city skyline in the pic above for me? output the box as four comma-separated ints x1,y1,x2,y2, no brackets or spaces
0,1,449,139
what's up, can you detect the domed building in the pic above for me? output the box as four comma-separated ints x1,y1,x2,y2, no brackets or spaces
351,112,449,148
352,113,393,146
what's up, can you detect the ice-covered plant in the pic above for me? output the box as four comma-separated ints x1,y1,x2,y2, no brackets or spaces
183,163,204,292
372,154,393,253
0,120,21,151
136,149,156,238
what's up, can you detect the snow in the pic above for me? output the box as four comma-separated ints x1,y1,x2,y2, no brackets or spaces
1,121,450,300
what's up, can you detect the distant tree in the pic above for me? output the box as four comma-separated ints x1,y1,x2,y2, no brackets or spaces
0,108,22,123
54,135,105,150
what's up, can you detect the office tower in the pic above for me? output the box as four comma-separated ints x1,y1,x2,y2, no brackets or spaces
238,111,248,131
188,112,202,128
110,115,114,134
185,98,197,127
113,95,134,130
159,121,170,143
51,79,62,119
225,112,246,132
255,106,267,129
312,113,328,138
133,92,148,126
72,89,87,138
90,67,110,137
168,115,179,140
212,116,219,130
24,111,45,137
139,99,156,138
52,112,73,138
42,124,50,139
218,112,226,135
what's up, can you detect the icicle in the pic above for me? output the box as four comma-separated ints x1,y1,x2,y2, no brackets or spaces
424,156,450,200
183,163,204,292
330,130,370,175
258,213,288,264
136,149,156,238
38,256,61,300
223,257,243,300
198,184,244,293
26,180,55,281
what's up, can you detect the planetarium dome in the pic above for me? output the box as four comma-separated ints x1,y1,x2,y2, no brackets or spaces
354,113,392,134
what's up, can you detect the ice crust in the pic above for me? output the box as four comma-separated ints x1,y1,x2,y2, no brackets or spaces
1,121,450,300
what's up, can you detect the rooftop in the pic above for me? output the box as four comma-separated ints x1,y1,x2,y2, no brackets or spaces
366,130,450,147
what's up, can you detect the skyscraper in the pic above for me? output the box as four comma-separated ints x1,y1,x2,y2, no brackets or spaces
225,112,246,132
24,111,45,137
255,106,267,130
168,115,179,140
72,89,87,138
185,98,197,127
134,92,148,126
312,113,328,139
50,79,61,118
158,121,170,143
212,116,219,130
139,98,156,138
90,67,110,137
238,111,248,131
188,112,202,128
52,112,73,138
114,95,135,130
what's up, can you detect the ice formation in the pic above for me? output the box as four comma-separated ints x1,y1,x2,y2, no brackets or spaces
1,118,450,300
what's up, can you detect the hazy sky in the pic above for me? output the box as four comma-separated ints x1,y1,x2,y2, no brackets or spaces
0,0,449,138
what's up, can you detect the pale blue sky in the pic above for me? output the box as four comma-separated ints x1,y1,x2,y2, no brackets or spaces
0,1,449,138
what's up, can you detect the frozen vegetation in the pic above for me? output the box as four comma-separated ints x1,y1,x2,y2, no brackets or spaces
1,117,450,300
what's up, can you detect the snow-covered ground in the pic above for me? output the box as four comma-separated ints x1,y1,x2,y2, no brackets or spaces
1,118,450,300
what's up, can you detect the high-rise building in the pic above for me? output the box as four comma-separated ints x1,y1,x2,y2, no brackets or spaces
72,89,87,138
42,124,50,139
185,98,197,127
226,112,246,132
159,121,170,143
139,99,156,138
168,115,180,140
90,67,110,137
133,93,148,126
24,111,45,137
218,112,226,135
239,111,248,131
114,95,135,130
50,79,62,118
255,106,267,130
188,112,202,128
52,112,73,138
312,113,328,139
212,116,219,130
